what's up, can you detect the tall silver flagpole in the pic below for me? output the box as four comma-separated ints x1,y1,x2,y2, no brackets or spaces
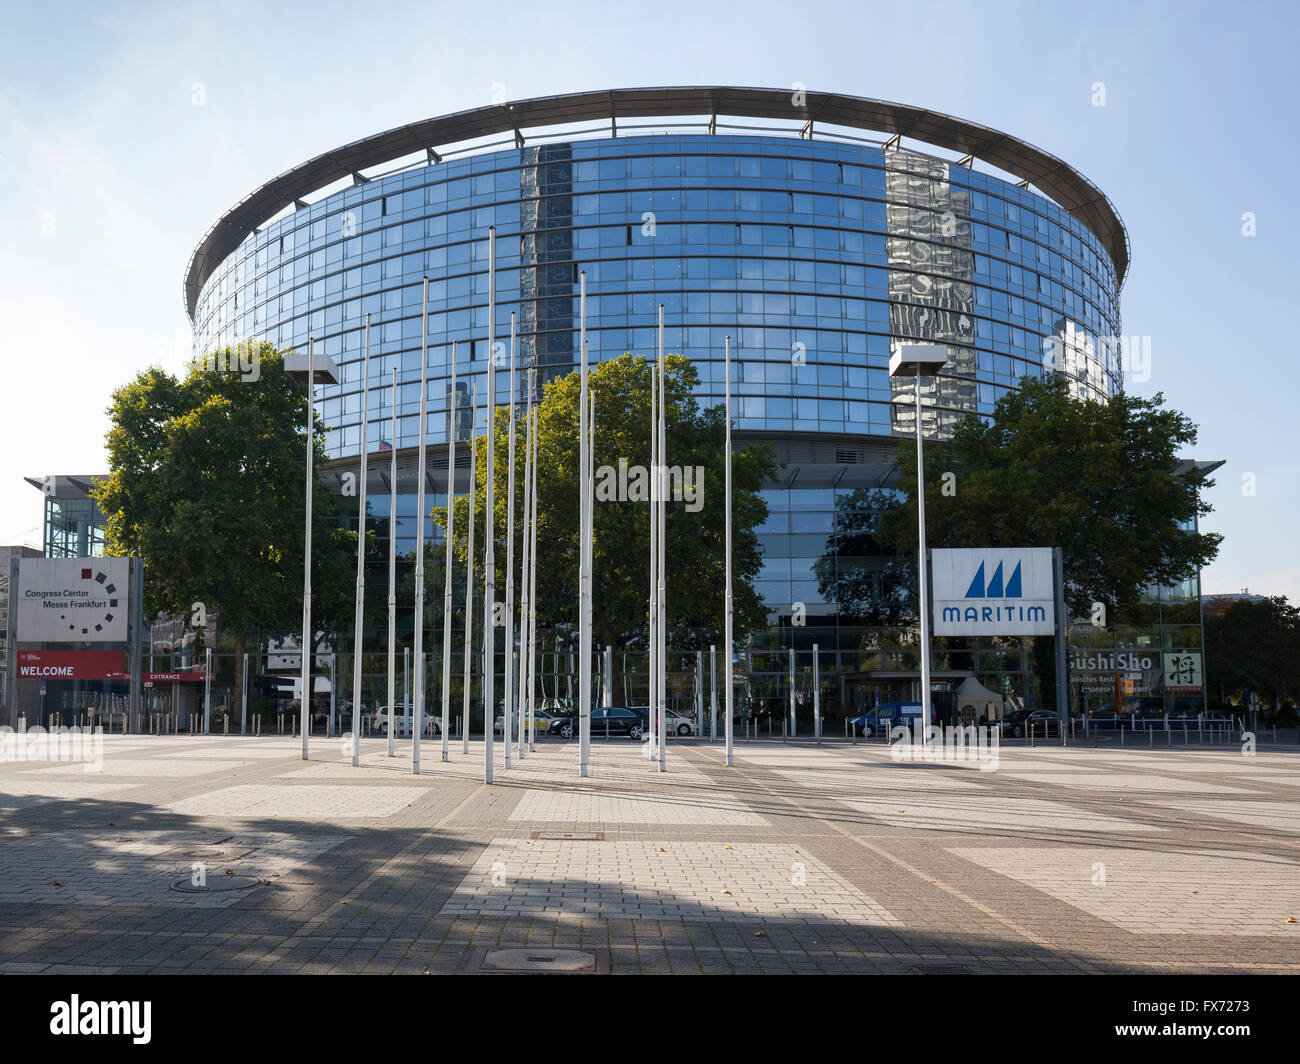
504,313,516,770
724,334,734,767
587,391,596,737
412,279,429,774
352,315,372,768
483,226,496,784
578,270,591,778
387,366,398,757
518,395,533,760
440,341,458,761
462,382,477,756
528,401,539,753
300,338,315,761
646,357,657,762
657,305,667,773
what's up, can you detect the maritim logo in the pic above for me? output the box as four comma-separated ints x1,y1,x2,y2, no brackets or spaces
941,559,1047,626
50,995,151,1044
931,547,1056,636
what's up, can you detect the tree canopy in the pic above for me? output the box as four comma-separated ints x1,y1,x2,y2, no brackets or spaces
94,344,355,711
882,375,1222,617
433,353,776,651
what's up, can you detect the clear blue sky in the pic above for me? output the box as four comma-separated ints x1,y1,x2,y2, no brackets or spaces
1,0,1295,599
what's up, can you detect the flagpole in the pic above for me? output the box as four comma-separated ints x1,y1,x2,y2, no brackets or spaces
462,381,477,756
578,270,591,778
528,399,539,753
656,305,667,773
387,365,398,757
587,390,596,740
352,315,371,769
646,355,657,763
412,279,429,774
483,226,496,785
440,341,458,761
724,334,734,768
504,313,516,769
300,337,315,761
518,394,533,761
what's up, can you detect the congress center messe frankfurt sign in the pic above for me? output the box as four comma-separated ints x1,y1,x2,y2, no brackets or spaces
930,547,1058,636
14,558,131,642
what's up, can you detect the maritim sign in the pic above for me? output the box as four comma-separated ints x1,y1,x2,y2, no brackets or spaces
931,547,1056,636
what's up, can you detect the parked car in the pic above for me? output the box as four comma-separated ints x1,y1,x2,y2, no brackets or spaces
1000,709,1058,738
549,706,644,740
495,708,559,733
847,702,924,737
630,706,695,736
371,704,441,737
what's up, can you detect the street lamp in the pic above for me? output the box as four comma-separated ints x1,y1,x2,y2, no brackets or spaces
285,344,341,760
889,343,947,742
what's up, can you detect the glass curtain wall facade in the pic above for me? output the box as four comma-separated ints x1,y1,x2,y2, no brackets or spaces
189,106,1188,720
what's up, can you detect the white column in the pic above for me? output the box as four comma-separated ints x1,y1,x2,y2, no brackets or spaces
709,644,717,742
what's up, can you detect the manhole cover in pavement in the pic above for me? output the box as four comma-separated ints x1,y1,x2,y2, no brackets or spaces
170,875,266,894
529,831,604,841
915,964,969,975
183,847,227,858
469,947,608,974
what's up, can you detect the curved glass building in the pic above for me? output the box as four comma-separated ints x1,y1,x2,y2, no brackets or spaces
186,87,1139,717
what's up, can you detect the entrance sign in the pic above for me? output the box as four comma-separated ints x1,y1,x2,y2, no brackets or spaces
14,558,131,642
931,548,1055,636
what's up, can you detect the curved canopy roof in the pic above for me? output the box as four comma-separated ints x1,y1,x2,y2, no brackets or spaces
185,86,1129,318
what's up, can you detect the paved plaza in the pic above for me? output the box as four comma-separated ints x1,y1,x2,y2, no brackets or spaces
0,732,1298,974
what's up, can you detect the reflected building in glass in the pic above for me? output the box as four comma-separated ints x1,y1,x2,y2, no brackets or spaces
186,88,1201,718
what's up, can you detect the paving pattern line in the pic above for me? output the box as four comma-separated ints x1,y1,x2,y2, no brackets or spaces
681,745,1106,972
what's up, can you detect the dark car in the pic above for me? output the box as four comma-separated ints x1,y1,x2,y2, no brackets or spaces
1000,709,1059,738
549,706,644,740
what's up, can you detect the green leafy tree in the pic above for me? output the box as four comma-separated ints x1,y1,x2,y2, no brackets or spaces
94,343,355,721
433,354,775,661
1204,596,1300,716
883,375,1222,618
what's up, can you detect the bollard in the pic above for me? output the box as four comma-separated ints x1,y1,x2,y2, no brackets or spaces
1167,727,1172,747
1183,722,1188,745
782,719,787,744
1120,728,1125,747
1029,723,1035,748
457,715,461,739
224,713,229,736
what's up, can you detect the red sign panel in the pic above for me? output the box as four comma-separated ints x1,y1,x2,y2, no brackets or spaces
16,650,127,680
